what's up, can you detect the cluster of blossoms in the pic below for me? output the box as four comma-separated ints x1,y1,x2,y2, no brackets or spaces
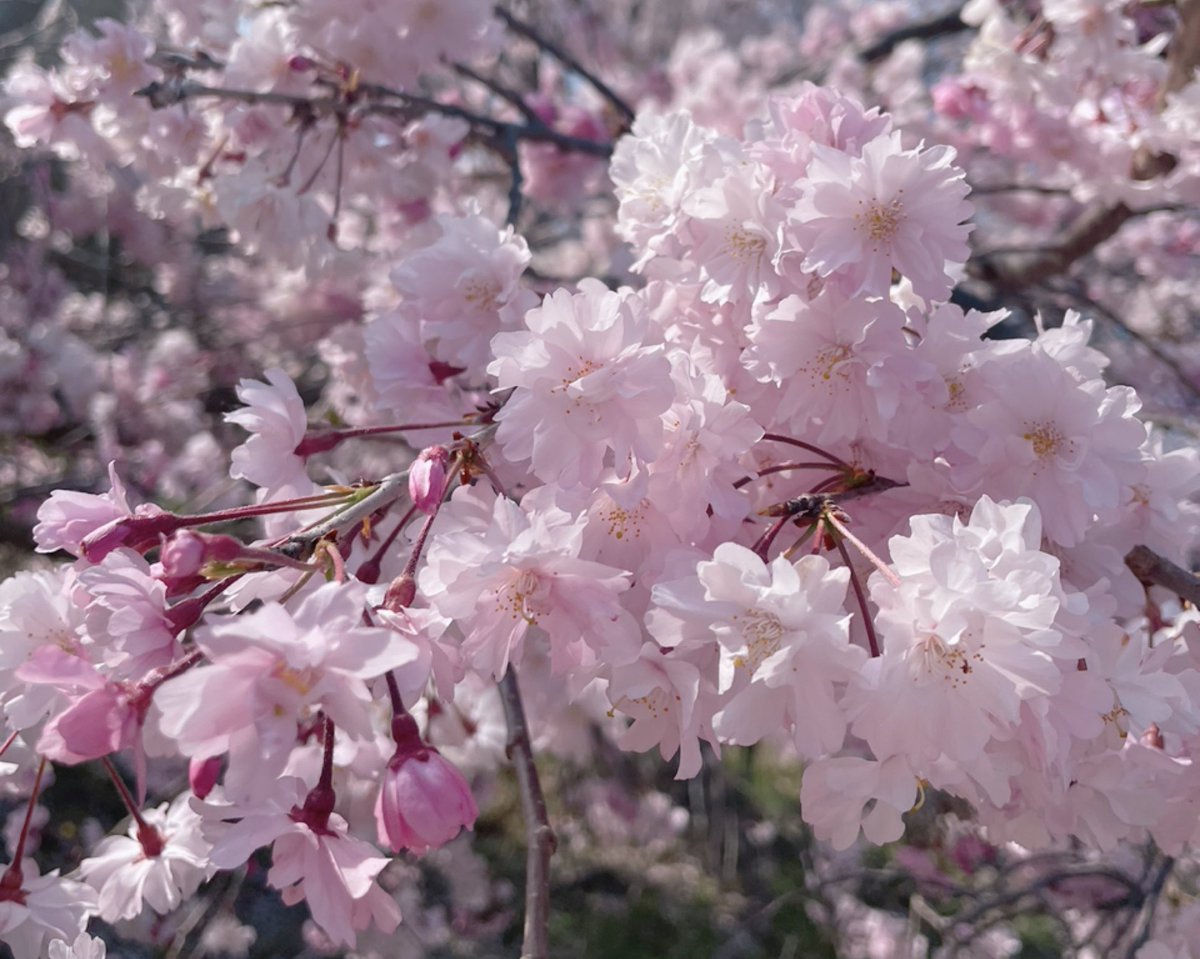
1,0,1200,956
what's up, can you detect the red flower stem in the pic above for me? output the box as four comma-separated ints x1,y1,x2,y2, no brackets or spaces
385,671,406,717
824,509,901,587
9,757,47,869
734,461,844,489
101,756,160,848
830,532,882,659
178,490,356,526
761,433,852,469
361,505,416,576
322,420,478,439
751,515,791,562
0,729,18,760
319,715,336,791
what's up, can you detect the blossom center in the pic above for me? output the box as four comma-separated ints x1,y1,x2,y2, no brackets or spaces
915,631,982,689
723,224,767,261
1022,420,1072,461
599,498,647,542
856,195,904,246
732,608,785,672
498,569,545,625
272,663,317,697
462,275,501,312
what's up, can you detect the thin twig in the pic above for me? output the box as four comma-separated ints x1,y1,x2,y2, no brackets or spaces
494,5,636,125
276,470,411,560
1046,280,1200,404
1123,855,1174,958
499,669,557,959
859,6,969,63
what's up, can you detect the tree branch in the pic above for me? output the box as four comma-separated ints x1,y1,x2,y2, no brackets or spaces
1126,545,1200,606
494,5,635,126
499,669,557,959
859,6,969,63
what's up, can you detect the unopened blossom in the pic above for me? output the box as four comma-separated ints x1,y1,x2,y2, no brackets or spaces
375,714,478,854
409,446,450,514
791,129,973,301
488,280,676,489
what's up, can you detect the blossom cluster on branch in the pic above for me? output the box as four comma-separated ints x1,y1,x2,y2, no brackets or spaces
0,0,1199,956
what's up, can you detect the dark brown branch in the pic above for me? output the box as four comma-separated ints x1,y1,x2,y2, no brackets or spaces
494,5,635,126
135,80,613,158
452,61,541,126
1126,545,1200,606
499,669,557,959
860,7,969,63
970,200,1134,289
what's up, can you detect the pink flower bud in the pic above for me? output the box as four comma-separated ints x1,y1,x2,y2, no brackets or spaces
383,573,416,610
189,756,222,799
160,530,207,578
287,54,316,72
409,446,450,514
375,715,478,854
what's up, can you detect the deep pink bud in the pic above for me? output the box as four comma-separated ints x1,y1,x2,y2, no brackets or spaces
160,530,207,578
81,507,175,562
383,573,416,610
287,54,316,72
294,429,345,458
189,756,222,799
409,446,450,514
375,716,478,854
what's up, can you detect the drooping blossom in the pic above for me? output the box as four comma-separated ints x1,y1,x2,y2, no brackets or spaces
76,795,212,922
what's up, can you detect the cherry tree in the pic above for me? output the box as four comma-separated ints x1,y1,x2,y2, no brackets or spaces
1,0,1199,956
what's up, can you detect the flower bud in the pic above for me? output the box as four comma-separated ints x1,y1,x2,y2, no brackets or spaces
375,715,477,855
409,446,450,515
188,756,222,799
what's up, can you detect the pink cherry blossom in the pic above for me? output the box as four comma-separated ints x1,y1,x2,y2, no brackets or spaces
225,367,315,496
156,581,423,795
419,485,639,679
488,280,676,489
201,778,400,947
791,129,973,301
76,795,212,921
